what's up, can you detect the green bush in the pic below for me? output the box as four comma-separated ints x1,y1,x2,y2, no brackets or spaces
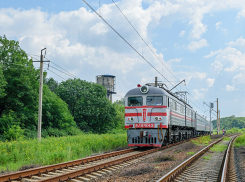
4,125,24,140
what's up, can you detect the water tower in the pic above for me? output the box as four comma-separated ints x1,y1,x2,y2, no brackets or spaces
96,75,116,102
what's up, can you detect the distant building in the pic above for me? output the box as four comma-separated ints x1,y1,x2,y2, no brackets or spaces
96,75,116,102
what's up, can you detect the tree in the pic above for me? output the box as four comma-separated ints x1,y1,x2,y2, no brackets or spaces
55,78,117,133
0,35,39,133
45,77,58,92
0,66,6,98
42,85,76,130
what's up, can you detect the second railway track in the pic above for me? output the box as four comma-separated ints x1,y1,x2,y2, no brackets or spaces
156,135,238,182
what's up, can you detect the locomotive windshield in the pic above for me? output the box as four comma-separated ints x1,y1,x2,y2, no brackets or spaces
147,96,162,106
128,97,143,106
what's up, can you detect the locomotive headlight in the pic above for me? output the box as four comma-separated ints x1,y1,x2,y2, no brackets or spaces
128,117,134,121
140,85,149,94
155,117,162,121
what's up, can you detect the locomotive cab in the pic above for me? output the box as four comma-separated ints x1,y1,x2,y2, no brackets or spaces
125,85,168,147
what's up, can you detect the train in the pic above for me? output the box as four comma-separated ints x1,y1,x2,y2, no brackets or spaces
124,82,213,147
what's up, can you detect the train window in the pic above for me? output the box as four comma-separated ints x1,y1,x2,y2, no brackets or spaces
128,97,143,106
147,96,163,106
168,97,170,107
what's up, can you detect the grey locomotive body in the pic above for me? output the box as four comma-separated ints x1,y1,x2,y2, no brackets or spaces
125,85,213,147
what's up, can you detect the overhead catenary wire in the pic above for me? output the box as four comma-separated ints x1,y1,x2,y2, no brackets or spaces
51,62,79,79
82,0,206,114
44,63,78,79
111,1,208,113
48,68,66,80
82,0,176,90
111,0,179,83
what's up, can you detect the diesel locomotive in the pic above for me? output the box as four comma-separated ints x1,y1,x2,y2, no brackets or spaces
124,83,213,147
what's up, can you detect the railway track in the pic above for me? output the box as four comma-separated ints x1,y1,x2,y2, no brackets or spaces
0,137,198,182
156,135,238,182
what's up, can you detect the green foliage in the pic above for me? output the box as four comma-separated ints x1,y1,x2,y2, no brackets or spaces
0,66,6,98
0,35,39,133
203,154,211,160
235,134,245,147
0,36,79,139
4,125,24,140
226,127,245,134
187,151,195,155
42,85,76,130
223,137,231,141
212,116,245,130
55,79,117,133
210,144,227,152
45,77,58,92
191,136,212,145
0,133,127,172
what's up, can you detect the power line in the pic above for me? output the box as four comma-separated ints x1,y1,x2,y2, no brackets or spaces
51,62,79,79
111,0,179,82
44,63,77,79
82,0,176,90
82,0,206,114
48,68,66,80
111,1,208,112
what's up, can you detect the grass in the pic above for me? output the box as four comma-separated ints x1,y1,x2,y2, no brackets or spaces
0,133,127,172
203,154,212,160
223,137,231,141
235,134,245,147
191,135,212,145
186,151,195,155
210,144,227,152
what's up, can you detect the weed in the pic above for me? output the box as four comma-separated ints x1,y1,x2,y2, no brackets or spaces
187,151,195,155
210,144,227,152
0,133,127,172
191,136,212,145
154,156,175,163
235,134,245,147
223,137,231,141
203,154,211,160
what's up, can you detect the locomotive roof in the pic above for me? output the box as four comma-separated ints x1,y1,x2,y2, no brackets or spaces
125,86,165,96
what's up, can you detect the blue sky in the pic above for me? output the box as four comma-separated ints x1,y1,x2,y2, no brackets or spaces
1,0,245,118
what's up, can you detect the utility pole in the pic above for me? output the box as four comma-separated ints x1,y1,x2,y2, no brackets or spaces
217,98,218,135
204,101,213,136
32,48,49,141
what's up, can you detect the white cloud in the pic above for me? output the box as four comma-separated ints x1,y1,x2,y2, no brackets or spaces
90,23,108,35
204,49,222,58
168,58,181,62
210,46,245,73
206,78,215,87
226,85,235,91
211,61,223,73
232,73,245,85
187,39,209,52
215,22,222,30
179,31,185,37
193,89,204,100
227,36,245,47
237,9,245,18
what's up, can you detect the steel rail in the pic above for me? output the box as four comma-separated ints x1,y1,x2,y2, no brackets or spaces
0,135,209,182
0,148,135,182
156,138,223,182
34,137,200,182
220,135,237,182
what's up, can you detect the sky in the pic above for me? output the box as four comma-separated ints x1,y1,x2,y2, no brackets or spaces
1,0,245,118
